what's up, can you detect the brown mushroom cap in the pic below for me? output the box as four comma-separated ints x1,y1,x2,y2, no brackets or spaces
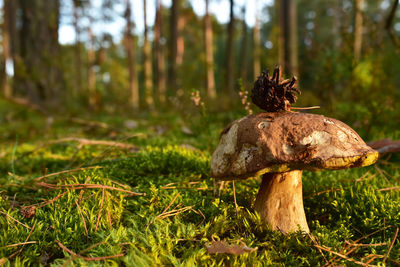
211,112,379,180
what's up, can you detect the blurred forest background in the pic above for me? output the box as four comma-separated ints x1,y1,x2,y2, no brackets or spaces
0,0,400,132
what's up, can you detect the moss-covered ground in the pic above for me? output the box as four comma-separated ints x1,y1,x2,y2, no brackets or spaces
0,99,399,266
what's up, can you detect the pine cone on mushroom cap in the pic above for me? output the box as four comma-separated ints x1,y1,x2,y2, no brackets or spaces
251,66,300,112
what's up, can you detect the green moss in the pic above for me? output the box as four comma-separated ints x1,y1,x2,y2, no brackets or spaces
0,108,399,266
102,145,210,186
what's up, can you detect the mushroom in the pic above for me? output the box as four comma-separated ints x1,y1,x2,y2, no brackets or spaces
210,112,379,234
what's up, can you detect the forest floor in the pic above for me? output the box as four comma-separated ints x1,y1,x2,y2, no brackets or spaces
0,98,399,266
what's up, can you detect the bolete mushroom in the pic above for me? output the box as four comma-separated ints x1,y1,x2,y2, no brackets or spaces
210,67,379,234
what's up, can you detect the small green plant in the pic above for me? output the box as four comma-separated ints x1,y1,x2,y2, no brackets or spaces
238,79,253,115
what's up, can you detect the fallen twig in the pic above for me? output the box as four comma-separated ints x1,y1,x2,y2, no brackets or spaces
323,241,359,267
356,173,377,183
193,209,206,225
377,144,400,154
374,166,392,185
56,240,78,257
160,193,181,215
47,137,139,151
34,166,103,182
368,138,400,154
307,233,328,264
383,227,399,264
232,181,238,215
56,240,124,263
161,181,207,191
8,223,36,260
2,241,37,248
105,192,113,229
94,188,105,233
324,225,393,266
362,253,384,263
28,191,68,211
161,186,208,190
291,106,320,110
156,206,193,219
315,244,375,266
36,182,145,196
108,179,131,189
75,199,89,241
78,254,125,261
304,188,340,199
344,241,388,247
0,211,31,229
79,177,91,203
377,186,400,192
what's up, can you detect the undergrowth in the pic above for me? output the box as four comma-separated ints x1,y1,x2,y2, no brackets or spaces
0,99,399,266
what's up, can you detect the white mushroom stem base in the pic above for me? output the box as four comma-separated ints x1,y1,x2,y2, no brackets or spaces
254,170,310,234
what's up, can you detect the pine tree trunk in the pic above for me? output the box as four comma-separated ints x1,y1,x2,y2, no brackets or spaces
253,5,261,80
177,16,185,66
354,0,364,63
332,1,342,49
278,0,298,76
1,0,12,98
205,0,216,99
239,6,248,85
277,0,285,72
14,0,63,106
124,0,139,109
288,0,298,77
225,0,235,96
73,0,82,96
154,0,167,104
143,0,154,108
169,0,179,92
87,25,96,108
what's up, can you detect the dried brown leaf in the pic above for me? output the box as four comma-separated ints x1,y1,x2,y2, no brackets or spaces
205,240,257,255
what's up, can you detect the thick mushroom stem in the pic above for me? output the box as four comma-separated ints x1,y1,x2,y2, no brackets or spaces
254,170,310,234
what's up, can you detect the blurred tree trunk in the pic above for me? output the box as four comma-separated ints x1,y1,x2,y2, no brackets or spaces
278,0,298,77
332,0,342,49
154,0,167,104
73,0,82,96
225,0,235,96
204,0,216,99
239,6,248,85
277,0,285,71
124,0,139,109
87,5,97,109
354,0,364,63
169,0,179,92
385,0,400,50
253,2,261,80
1,0,13,98
177,15,185,66
288,0,298,77
13,0,63,106
143,0,154,108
